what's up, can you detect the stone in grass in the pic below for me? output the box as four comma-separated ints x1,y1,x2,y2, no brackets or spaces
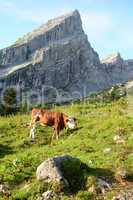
113,135,125,144
36,155,78,188
0,184,10,198
112,195,125,200
112,190,133,200
86,176,111,194
115,166,127,185
37,190,57,200
0,184,9,194
103,148,111,153
97,178,111,194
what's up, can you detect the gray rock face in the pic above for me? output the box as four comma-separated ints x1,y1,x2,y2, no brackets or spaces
0,10,85,67
0,10,133,104
0,10,101,104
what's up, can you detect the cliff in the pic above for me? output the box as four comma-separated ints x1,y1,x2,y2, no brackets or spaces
0,10,133,104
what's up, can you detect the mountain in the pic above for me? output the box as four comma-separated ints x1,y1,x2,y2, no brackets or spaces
101,52,124,66
0,10,133,104
101,52,133,86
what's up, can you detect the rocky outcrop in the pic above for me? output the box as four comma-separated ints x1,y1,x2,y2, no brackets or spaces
0,10,133,104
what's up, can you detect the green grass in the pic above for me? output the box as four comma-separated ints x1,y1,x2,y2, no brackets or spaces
0,99,133,199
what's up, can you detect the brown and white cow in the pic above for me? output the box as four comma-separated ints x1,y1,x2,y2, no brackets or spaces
29,108,77,141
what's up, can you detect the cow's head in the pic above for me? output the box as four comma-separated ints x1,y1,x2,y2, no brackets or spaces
66,117,77,129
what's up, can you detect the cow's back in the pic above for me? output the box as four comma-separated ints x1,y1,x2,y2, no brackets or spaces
40,111,64,128
31,108,67,130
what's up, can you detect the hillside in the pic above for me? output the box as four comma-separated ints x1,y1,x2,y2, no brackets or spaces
0,97,133,199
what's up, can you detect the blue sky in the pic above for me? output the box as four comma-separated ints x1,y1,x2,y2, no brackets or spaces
0,0,133,59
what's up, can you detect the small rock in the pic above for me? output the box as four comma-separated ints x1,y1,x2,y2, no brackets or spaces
104,148,111,153
97,178,111,194
116,139,125,144
112,195,125,200
114,135,121,141
113,135,125,144
88,160,93,164
118,169,127,179
0,184,9,194
115,166,127,180
37,190,60,200
112,190,133,200
42,191,52,198
86,176,111,194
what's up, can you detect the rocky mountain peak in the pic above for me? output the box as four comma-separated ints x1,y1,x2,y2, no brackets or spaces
0,9,85,69
101,52,124,66
13,9,83,47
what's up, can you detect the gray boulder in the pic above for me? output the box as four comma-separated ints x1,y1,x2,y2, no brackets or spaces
36,155,76,186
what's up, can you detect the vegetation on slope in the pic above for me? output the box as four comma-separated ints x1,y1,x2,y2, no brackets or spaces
0,95,133,199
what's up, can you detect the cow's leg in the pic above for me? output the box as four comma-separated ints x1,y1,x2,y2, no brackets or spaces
55,128,60,140
29,115,39,140
51,128,57,141
30,123,36,141
51,128,58,144
50,129,55,145
56,130,59,140
52,129,56,140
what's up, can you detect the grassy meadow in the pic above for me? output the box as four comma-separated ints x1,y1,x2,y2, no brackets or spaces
0,97,133,199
